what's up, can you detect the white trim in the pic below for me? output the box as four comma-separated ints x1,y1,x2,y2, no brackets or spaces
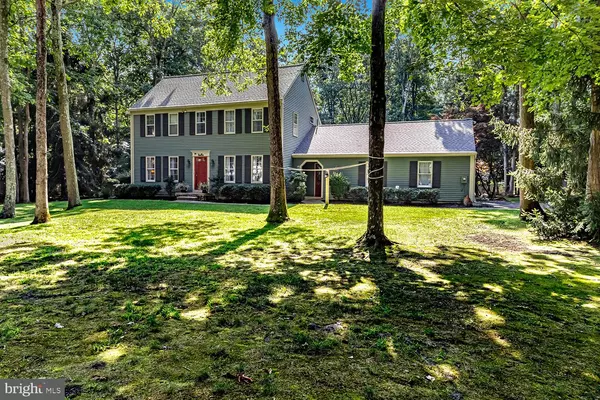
292,152,477,158
196,111,206,135
292,112,298,137
417,161,433,188
146,156,156,182
130,114,134,183
145,114,155,137
299,159,324,198
469,154,476,200
168,113,178,136
225,109,235,134
191,150,211,192
224,155,235,183
168,156,179,182
252,108,264,133
251,155,264,184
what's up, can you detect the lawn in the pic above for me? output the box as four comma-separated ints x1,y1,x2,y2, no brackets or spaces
1,200,599,399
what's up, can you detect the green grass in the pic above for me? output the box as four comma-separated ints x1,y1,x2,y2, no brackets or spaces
1,200,599,399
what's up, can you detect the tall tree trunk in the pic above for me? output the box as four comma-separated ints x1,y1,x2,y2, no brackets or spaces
263,2,288,223
33,0,50,224
509,146,517,195
50,0,80,209
358,0,392,248
18,105,31,203
518,84,543,219
503,144,509,196
0,0,16,219
586,80,600,199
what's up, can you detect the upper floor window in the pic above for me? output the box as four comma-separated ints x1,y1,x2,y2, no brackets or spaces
418,161,433,188
146,115,155,137
310,116,315,126
169,156,179,181
225,110,235,134
168,113,178,136
224,155,235,183
252,108,263,133
196,112,206,135
146,156,156,182
251,155,263,183
292,113,299,137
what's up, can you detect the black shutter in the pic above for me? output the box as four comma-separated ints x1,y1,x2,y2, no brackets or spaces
409,161,418,188
156,156,162,183
189,112,196,135
162,156,168,181
358,162,366,186
162,113,168,136
245,108,252,133
263,155,270,184
217,156,224,181
155,114,162,136
244,155,251,183
179,156,185,181
383,161,388,187
218,110,224,134
235,156,243,183
433,161,442,188
179,113,185,136
140,156,146,182
206,111,213,135
235,109,242,134
140,115,145,137
263,107,269,131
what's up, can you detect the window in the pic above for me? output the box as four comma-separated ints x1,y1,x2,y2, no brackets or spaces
196,112,206,135
168,113,178,136
418,161,433,188
292,112,299,137
224,156,235,183
310,116,315,126
169,156,179,181
225,110,235,134
146,156,156,182
252,108,263,133
146,115,155,137
251,155,263,183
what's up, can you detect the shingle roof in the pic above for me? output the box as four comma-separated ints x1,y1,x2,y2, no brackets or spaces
130,65,304,110
293,119,476,156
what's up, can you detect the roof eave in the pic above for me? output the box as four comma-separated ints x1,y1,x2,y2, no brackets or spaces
292,151,477,158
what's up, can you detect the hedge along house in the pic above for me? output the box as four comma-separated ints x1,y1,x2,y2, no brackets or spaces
129,64,476,203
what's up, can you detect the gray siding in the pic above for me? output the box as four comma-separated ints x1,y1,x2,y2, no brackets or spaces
293,156,471,202
282,75,318,169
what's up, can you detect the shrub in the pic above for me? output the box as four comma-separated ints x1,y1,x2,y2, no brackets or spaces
347,186,368,203
286,171,307,203
164,176,176,197
529,189,582,240
218,184,270,203
330,172,350,200
383,187,398,203
101,178,120,199
578,194,600,241
396,188,416,204
175,182,190,193
414,189,440,204
114,184,161,199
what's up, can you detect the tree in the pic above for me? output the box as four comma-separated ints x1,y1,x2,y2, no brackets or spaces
518,85,543,217
32,0,50,224
0,0,16,219
50,0,80,209
17,104,31,203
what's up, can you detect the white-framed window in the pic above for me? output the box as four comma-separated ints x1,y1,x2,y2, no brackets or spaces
251,155,263,183
224,155,235,183
292,112,299,137
252,108,263,133
146,156,156,182
169,156,179,181
168,113,178,136
146,115,155,137
196,111,206,135
418,161,433,188
225,110,235,134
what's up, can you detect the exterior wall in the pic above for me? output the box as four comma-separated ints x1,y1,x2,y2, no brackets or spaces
282,75,319,169
132,104,269,187
293,156,471,202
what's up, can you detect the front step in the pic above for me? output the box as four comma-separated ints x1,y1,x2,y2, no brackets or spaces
176,193,200,201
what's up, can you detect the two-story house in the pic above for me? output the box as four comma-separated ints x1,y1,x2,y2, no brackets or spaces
129,64,476,202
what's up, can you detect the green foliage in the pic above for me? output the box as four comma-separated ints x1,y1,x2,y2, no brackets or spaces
347,186,368,203
383,188,439,205
0,321,20,343
114,184,161,199
529,189,583,240
578,194,600,242
218,184,271,204
286,171,307,203
330,172,350,200
164,176,176,197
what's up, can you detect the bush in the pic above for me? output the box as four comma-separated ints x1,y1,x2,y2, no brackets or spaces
414,189,440,204
114,184,161,199
330,172,350,200
529,189,582,240
347,186,368,203
381,187,438,205
218,184,270,203
164,176,176,197
578,194,600,241
101,178,120,199
287,171,307,203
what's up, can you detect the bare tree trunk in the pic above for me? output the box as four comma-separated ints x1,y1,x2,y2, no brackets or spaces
586,80,600,199
518,85,543,219
503,144,509,196
510,146,517,195
263,1,288,223
358,0,392,249
0,0,16,219
33,0,50,224
18,105,30,203
50,0,80,209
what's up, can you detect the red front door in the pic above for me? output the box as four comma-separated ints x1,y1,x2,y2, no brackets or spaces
314,163,322,197
194,156,208,190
